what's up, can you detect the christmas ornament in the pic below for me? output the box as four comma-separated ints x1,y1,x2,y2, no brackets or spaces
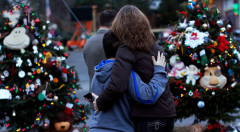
27,72,32,76
46,40,52,46
32,46,38,54
212,91,215,96
169,59,186,78
3,27,30,50
200,66,227,89
178,22,188,29
220,27,226,32
64,103,74,115
27,59,32,66
189,124,204,132
185,29,209,48
188,0,195,9
216,20,223,26
200,49,208,66
169,54,179,67
0,89,12,99
42,25,47,30
36,78,41,86
210,20,216,26
15,95,20,99
185,27,193,32
191,52,198,60
53,96,58,102
202,23,208,29
32,39,39,45
15,57,23,67
169,44,176,51
53,78,59,83
3,9,21,27
217,36,229,52
188,20,195,27
42,52,52,64
188,90,193,96
197,101,205,108
43,122,49,129
194,20,201,27
227,24,232,29
233,49,240,61
62,67,68,82
185,65,200,85
1,75,5,81
36,69,41,74
3,70,9,77
231,81,237,87
38,92,45,101
56,57,62,67
193,89,201,98
12,110,16,116
18,70,26,78
49,74,53,81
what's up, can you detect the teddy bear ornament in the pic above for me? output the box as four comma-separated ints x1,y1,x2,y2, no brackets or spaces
200,66,227,89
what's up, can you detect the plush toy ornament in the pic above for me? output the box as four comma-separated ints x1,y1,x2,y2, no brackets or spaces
189,124,204,132
185,65,199,85
0,89,12,99
3,27,30,50
169,55,186,78
200,66,227,89
45,111,77,132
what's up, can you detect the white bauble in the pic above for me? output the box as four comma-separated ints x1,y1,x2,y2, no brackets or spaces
169,44,176,51
197,101,205,108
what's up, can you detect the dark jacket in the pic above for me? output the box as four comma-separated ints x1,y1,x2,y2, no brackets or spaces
83,29,108,87
96,43,176,118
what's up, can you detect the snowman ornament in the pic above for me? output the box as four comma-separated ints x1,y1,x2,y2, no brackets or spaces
3,27,30,50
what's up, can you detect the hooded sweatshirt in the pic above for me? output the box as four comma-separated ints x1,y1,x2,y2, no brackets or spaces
90,60,168,132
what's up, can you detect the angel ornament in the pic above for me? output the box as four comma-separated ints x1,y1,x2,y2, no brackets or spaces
185,65,200,85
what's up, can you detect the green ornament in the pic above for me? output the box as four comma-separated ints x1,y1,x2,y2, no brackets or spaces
38,93,45,101
197,14,201,18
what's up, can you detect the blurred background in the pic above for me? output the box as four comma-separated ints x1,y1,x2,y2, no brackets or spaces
1,0,239,49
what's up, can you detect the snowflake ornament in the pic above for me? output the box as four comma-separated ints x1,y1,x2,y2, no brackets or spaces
185,29,209,48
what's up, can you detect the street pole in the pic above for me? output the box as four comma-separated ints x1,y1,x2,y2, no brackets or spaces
92,5,97,33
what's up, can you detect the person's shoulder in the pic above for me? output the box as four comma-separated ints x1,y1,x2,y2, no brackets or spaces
151,43,164,52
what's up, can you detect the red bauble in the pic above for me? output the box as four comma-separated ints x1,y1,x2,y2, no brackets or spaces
210,20,216,26
194,20,201,27
64,53,68,58
62,68,68,73
35,18,40,23
6,53,11,58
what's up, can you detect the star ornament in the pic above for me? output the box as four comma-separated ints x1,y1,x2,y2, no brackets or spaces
193,89,201,98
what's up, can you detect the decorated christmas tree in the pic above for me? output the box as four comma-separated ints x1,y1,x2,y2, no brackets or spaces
0,1,87,131
164,0,240,130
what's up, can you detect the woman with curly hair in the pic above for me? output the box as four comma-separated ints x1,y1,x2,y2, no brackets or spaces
95,5,176,132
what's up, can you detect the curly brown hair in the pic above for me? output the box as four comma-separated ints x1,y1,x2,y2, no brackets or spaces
111,5,156,52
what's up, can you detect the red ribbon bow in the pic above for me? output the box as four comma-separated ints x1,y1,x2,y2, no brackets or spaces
176,80,183,85
207,123,225,132
179,11,187,18
207,44,216,49
191,32,197,37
